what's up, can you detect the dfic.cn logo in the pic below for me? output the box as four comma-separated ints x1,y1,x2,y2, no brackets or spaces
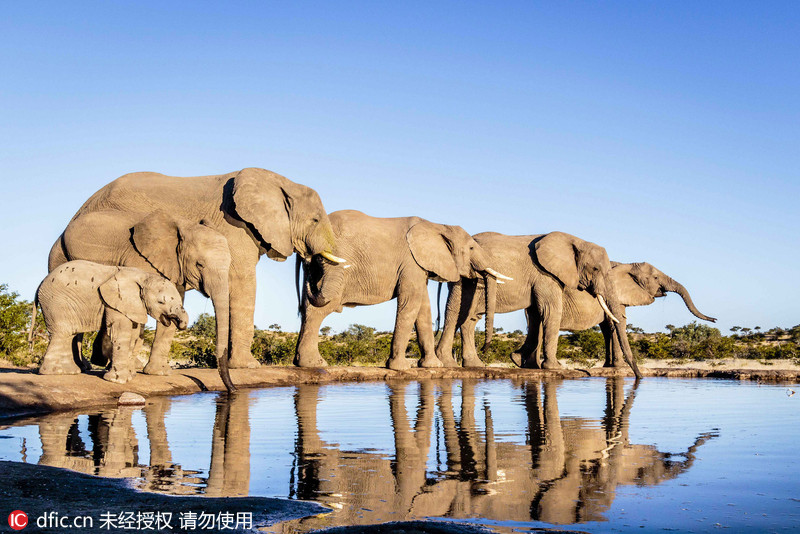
8,510,28,530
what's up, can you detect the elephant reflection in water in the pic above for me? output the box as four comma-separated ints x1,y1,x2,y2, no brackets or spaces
34,393,253,497
206,392,251,497
291,381,436,523
37,406,141,479
278,379,717,533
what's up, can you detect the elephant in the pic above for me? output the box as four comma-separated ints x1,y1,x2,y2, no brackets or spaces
48,167,343,389
58,210,233,384
35,260,188,384
535,261,717,368
435,231,642,377
294,210,510,370
441,259,716,370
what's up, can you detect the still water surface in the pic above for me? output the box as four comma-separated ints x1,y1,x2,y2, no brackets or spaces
1,377,799,532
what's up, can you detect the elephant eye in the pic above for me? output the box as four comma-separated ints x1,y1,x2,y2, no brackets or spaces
196,261,204,270
311,217,319,224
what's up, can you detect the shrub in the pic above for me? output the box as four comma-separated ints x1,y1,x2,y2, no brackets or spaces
251,330,297,365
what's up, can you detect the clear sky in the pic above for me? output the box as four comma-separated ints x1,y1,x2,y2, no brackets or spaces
1,1,798,336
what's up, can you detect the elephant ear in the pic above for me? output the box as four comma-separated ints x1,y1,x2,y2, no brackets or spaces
612,263,656,307
131,211,182,283
232,167,294,259
99,271,148,325
534,232,580,289
406,221,460,282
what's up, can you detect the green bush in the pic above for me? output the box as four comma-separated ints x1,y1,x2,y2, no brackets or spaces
251,330,297,365
0,284,47,366
319,324,390,366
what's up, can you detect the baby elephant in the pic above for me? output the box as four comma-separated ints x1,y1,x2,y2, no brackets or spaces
36,260,188,383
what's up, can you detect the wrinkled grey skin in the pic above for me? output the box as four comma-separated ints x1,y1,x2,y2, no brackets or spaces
48,168,338,390
444,260,715,369
556,261,716,367
295,210,503,370
36,260,188,384
436,232,641,377
59,210,234,388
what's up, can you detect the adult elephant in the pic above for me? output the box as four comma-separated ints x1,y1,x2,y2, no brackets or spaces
49,168,343,388
435,231,642,377
442,260,715,370
294,210,510,370
56,210,234,384
549,261,716,368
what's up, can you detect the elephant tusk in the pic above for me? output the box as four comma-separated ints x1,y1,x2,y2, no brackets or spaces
320,251,347,264
485,268,513,281
497,280,505,284
597,295,620,324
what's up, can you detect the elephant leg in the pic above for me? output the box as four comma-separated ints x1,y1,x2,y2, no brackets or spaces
387,285,422,370
132,324,146,371
416,293,443,368
103,310,136,384
294,303,332,367
435,280,474,368
144,322,176,375
40,333,82,375
512,306,540,368
538,298,563,369
90,322,112,369
609,322,626,368
600,320,616,367
460,315,485,368
74,333,92,372
228,269,261,369
459,314,478,366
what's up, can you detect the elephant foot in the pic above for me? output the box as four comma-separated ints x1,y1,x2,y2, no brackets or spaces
436,354,459,368
293,353,329,368
143,361,172,376
541,358,562,370
76,356,93,372
418,356,443,368
513,352,540,368
387,357,415,371
39,357,82,375
103,368,135,384
462,356,486,368
229,353,261,369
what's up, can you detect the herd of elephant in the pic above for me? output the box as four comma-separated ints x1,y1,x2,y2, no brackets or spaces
34,167,716,389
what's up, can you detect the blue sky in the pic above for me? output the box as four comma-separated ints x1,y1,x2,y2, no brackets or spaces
1,1,798,335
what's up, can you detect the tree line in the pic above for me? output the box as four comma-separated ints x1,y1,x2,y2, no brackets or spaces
2,283,798,368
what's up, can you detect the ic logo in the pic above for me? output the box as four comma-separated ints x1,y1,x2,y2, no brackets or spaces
8,510,28,530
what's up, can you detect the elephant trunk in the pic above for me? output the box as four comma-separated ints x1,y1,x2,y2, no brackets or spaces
295,255,303,314
207,272,236,392
435,282,443,335
606,291,642,379
482,274,496,353
666,279,717,323
303,255,338,308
